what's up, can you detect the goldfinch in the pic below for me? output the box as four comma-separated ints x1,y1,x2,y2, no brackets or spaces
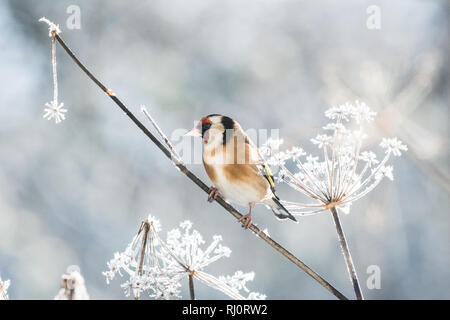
185,114,297,229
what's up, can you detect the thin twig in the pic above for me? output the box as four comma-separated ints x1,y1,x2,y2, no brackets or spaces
141,106,182,162
138,222,150,277
188,273,195,300
51,37,58,103
50,32,348,300
134,221,150,300
330,207,364,300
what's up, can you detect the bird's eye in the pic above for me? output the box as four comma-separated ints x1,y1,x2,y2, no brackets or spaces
202,123,211,136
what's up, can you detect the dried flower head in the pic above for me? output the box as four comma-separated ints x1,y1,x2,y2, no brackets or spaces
103,216,264,300
262,101,407,216
43,100,67,123
163,221,231,273
103,215,180,300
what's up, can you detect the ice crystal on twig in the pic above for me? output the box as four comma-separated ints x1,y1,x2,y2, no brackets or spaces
141,105,182,164
216,270,266,299
39,17,61,37
54,269,89,300
103,216,264,300
262,101,407,216
0,275,10,300
43,100,67,123
219,271,255,293
164,221,231,273
39,17,67,123
160,220,265,300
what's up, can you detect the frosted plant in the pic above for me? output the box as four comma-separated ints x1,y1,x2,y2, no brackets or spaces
103,215,181,300
43,100,67,124
219,271,255,293
261,101,407,300
39,17,61,37
103,216,265,300
162,220,232,281
0,275,10,300
160,220,264,300
39,17,67,123
54,270,89,300
262,101,407,216
219,271,266,300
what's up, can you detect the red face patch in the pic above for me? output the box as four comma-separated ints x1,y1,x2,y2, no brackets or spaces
201,117,212,124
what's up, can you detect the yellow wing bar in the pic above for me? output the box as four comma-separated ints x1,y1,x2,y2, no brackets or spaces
264,163,275,189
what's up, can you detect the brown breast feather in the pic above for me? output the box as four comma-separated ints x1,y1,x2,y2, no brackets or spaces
222,140,269,199
203,158,218,185
203,124,270,200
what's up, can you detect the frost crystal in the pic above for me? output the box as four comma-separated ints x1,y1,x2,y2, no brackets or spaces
262,101,407,216
380,138,408,157
359,151,379,166
0,275,10,300
39,17,61,37
103,216,264,300
54,270,90,300
164,221,232,272
219,271,254,292
159,220,262,300
43,100,67,123
311,134,332,149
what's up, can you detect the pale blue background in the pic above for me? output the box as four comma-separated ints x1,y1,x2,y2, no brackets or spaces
0,0,448,299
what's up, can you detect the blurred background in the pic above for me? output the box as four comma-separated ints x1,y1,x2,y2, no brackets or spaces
0,0,448,299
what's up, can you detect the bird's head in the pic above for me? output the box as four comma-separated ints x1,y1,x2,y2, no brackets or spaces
185,114,235,147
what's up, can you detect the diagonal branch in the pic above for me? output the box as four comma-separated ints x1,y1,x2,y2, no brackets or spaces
49,31,348,300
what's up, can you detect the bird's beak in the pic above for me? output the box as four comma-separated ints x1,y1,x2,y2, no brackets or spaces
184,127,202,137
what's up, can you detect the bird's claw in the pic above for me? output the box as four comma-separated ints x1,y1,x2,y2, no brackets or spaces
208,187,222,203
238,213,252,230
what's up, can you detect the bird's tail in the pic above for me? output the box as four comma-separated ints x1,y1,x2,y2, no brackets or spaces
269,197,298,223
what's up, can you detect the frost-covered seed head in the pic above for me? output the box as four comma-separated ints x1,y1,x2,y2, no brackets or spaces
261,101,407,216
103,217,264,300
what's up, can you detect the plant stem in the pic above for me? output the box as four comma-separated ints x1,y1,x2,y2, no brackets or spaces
188,273,195,300
51,33,348,300
138,222,150,277
330,207,364,300
133,222,150,300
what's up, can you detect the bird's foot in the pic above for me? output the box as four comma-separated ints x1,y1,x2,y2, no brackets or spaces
208,187,222,203
238,213,252,230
